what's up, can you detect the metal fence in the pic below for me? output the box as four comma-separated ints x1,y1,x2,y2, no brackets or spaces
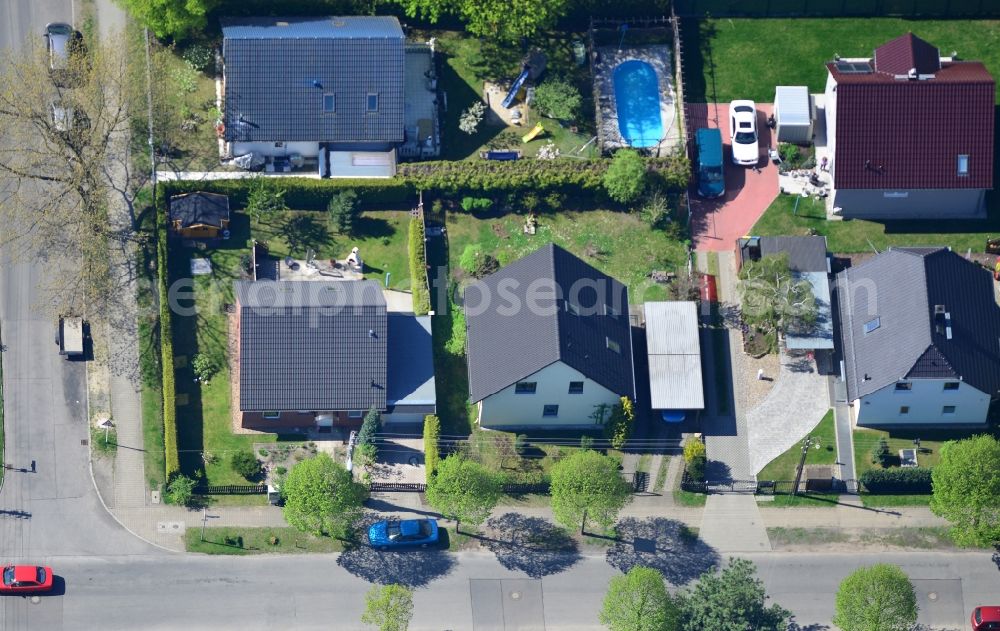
371,475,648,496
672,0,997,17
681,473,862,495
195,484,268,495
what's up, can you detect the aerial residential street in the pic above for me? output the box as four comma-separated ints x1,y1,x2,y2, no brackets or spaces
2,0,1000,630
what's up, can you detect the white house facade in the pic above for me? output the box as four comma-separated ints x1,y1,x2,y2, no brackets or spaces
853,378,992,426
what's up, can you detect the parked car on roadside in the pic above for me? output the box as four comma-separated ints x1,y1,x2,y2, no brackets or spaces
972,606,1000,630
729,100,760,166
1,565,53,594
368,518,439,550
44,23,83,86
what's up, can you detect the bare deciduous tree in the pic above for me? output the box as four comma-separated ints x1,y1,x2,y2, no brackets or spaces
0,31,144,318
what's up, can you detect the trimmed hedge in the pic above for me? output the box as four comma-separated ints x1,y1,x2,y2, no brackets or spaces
408,216,431,315
161,178,415,209
423,415,440,483
156,189,180,478
860,467,933,495
399,154,690,195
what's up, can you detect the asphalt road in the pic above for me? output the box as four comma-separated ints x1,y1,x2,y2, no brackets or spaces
0,550,996,630
0,0,159,561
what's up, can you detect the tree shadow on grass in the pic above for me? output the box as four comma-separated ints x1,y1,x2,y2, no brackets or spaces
336,514,456,588
480,513,581,579
281,214,332,256
606,517,720,586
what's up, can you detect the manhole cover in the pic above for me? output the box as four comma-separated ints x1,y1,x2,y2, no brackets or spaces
29,596,40,604
928,592,938,601
80,439,88,446
510,592,521,600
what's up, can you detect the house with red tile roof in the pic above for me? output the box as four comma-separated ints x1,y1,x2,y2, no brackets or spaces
823,33,994,219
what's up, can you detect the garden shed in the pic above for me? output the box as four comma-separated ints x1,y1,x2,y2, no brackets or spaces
773,86,813,143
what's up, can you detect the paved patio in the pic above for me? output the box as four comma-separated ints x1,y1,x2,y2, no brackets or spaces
687,103,779,252
746,350,833,476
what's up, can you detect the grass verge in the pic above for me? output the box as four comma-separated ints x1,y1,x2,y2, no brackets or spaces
673,489,707,507
767,527,850,547
653,455,670,493
0,350,4,488
859,494,932,508
756,409,836,482
758,493,840,508
91,426,118,457
185,527,345,554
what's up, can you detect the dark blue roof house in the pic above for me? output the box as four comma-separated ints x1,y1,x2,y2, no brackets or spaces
222,16,406,177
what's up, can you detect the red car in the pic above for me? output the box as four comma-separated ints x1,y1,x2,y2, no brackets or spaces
1,565,53,593
973,606,1000,631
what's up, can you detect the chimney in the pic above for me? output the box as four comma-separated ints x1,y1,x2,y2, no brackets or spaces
907,67,918,80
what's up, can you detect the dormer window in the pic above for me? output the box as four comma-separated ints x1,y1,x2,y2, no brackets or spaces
957,154,969,176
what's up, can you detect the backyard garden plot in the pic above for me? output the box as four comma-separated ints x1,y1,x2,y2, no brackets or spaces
429,30,597,161
446,209,689,302
751,194,1000,254
168,208,414,485
682,18,1000,104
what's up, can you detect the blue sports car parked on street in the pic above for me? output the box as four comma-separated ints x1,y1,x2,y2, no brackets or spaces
368,518,439,550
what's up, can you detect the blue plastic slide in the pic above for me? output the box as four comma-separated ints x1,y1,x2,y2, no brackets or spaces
501,66,531,109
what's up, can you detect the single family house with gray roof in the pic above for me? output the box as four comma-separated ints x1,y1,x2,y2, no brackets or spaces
222,16,406,177
464,243,636,429
835,247,1000,427
233,279,434,431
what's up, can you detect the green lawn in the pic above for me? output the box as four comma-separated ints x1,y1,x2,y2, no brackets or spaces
751,193,1000,254
185,527,345,555
683,18,1000,104
859,494,932,508
446,209,689,302
170,208,413,483
759,493,839,508
673,489,708,507
852,427,959,480
756,410,836,482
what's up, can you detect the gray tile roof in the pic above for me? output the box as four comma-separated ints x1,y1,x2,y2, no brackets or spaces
465,243,635,403
235,280,387,412
836,248,1000,400
222,16,404,144
739,236,828,272
169,192,229,229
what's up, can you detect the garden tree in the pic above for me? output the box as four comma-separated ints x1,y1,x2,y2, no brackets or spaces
426,455,502,529
677,558,790,631
230,449,260,479
459,101,486,135
118,0,219,40
459,243,499,278
166,474,197,506
600,566,680,631
327,189,359,235
930,434,1000,546
605,397,635,449
245,176,287,220
833,564,917,631
395,0,570,43
533,80,582,121
354,407,382,468
682,438,707,482
550,449,632,532
361,584,414,631
738,253,816,338
870,437,891,467
603,149,647,204
191,353,218,383
281,453,368,538
0,31,146,318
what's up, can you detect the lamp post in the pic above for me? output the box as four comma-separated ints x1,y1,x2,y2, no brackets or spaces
791,436,820,497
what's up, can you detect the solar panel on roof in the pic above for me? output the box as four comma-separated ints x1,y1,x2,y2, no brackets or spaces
836,61,873,74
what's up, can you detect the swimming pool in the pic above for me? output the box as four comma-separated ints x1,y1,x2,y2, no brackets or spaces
613,60,663,148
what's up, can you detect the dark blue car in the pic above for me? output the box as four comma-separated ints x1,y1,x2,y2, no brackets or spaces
368,518,439,550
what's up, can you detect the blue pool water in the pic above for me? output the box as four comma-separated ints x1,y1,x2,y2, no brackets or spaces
613,60,663,148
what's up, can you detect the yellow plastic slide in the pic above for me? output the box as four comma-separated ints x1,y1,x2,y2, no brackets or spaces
521,123,544,143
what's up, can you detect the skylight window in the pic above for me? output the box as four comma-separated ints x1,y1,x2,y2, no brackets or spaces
367,93,379,112
863,317,880,334
957,154,969,176
323,94,335,113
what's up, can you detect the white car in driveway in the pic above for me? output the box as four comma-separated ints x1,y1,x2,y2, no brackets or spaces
729,100,759,166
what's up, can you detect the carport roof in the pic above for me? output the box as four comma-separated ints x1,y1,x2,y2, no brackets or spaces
644,302,704,410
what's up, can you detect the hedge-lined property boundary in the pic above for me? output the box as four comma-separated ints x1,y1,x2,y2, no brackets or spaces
157,152,690,206
423,415,440,483
859,467,933,495
409,216,431,315
156,190,180,478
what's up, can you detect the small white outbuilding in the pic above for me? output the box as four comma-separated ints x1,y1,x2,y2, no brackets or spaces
774,86,813,144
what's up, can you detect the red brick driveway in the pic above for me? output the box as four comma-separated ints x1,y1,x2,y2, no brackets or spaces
687,103,779,252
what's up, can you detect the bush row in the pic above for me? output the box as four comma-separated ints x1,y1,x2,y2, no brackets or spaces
159,152,691,211
409,216,431,315
860,467,933,494
423,415,440,483
161,178,415,209
156,190,180,479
